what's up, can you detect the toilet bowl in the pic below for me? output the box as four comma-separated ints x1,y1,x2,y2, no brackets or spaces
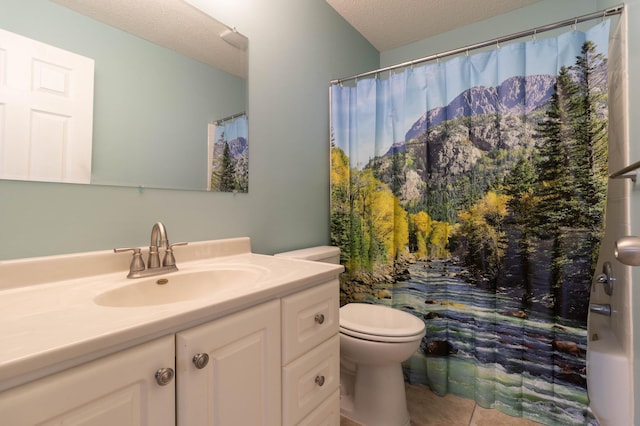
339,303,425,426
275,246,426,426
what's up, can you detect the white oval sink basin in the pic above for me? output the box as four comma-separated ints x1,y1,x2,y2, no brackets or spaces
95,266,266,307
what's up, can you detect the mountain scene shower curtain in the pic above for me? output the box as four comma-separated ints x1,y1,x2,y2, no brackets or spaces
209,114,248,192
330,21,613,425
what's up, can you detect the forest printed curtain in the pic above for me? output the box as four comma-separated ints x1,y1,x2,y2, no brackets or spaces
330,20,618,425
208,114,249,192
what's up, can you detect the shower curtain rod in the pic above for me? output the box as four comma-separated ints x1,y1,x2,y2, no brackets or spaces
215,111,246,125
330,4,624,85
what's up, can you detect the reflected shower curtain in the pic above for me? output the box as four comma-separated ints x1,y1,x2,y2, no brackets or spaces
330,20,619,425
208,114,249,192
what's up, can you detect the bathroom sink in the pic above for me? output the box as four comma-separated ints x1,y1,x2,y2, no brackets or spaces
94,266,266,307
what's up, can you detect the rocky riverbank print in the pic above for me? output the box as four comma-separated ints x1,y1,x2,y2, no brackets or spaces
365,259,596,425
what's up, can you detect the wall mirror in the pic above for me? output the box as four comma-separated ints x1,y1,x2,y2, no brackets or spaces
0,0,248,191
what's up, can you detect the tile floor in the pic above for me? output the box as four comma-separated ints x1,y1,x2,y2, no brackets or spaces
340,383,542,426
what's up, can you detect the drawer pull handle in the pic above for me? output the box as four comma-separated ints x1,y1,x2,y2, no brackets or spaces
315,375,325,387
314,313,325,324
155,367,175,386
192,353,210,369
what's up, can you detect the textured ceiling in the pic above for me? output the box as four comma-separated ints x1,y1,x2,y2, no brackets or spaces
326,0,544,51
52,0,544,78
52,0,248,78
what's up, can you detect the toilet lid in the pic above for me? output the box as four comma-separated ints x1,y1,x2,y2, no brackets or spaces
340,303,425,340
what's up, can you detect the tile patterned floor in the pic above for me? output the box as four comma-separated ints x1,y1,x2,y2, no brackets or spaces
340,384,543,426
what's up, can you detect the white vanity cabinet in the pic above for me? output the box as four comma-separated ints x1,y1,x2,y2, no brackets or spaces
281,280,341,425
175,299,281,426
0,278,341,426
0,335,176,425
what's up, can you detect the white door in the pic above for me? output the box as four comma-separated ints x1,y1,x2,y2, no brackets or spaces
0,335,175,425
176,300,282,426
0,28,94,183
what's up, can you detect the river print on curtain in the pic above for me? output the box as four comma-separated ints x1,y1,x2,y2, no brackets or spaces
330,20,614,425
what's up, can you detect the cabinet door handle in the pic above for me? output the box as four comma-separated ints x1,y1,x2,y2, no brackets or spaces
192,353,210,369
314,313,325,325
315,375,325,387
155,367,175,386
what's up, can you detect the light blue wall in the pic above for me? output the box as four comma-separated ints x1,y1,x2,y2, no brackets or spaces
380,0,597,67
0,0,378,259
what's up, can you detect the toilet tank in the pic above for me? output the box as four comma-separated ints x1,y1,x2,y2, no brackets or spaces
274,246,341,264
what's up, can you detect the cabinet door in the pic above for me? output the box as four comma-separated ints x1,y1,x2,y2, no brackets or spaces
0,335,175,426
176,300,281,426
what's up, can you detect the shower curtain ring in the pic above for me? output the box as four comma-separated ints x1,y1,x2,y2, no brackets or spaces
532,29,537,41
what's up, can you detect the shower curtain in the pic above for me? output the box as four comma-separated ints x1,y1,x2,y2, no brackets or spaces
330,19,622,425
208,114,249,192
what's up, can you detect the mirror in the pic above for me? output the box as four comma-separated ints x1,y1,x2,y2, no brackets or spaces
0,0,248,191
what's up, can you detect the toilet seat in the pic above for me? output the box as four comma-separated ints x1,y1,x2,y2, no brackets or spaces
340,303,425,343
340,327,425,343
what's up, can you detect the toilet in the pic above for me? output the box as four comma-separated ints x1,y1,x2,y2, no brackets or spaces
275,246,426,426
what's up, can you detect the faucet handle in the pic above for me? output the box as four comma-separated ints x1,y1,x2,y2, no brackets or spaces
114,247,146,275
163,242,188,267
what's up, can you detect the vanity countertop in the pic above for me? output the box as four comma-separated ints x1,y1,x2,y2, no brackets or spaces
0,237,343,392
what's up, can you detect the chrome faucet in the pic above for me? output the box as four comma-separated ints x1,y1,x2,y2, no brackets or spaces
148,222,168,269
114,222,187,278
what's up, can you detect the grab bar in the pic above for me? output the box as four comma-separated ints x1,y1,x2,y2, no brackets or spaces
609,160,640,182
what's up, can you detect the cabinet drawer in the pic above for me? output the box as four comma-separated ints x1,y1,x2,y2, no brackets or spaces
282,280,339,364
282,335,340,426
298,389,340,426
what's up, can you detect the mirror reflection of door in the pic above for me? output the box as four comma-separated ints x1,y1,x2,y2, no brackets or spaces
0,28,94,184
